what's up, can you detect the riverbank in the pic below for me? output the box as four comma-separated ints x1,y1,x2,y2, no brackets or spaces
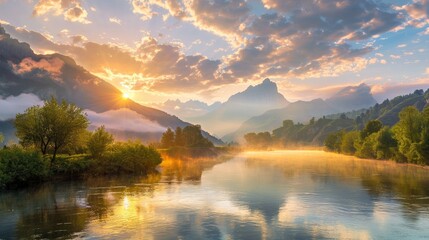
0,145,239,190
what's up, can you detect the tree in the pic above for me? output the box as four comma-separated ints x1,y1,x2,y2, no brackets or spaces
392,106,423,163
361,120,383,139
325,131,344,152
161,128,175,148
88,126,114,158
374,127,397,160
355,133,377,159
174,127,184,147
182,125,213,148
341,131,359,155
0,133,3,144
15,97,89,165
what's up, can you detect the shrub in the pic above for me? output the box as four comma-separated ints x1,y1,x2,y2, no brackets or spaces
0,146,49,189
95,141,162,175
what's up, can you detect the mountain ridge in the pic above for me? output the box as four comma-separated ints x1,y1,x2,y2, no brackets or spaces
0,25,222,145
190,78,290,137
223,83,379,142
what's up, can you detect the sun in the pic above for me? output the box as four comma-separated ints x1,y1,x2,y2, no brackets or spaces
122,92,130,99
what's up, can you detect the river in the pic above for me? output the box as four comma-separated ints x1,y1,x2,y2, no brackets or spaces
1,150,429,239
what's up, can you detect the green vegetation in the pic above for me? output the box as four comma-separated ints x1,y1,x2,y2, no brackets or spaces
0,146,48,189
87,126,114,158
94,141,162,175
15,97,89,164
0,98,163,190
160,125,214,148
243,117,356,149
325,106,429,165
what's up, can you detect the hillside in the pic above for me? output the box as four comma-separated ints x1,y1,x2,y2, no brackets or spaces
223,84,378,142
0,26,222,145
254,89,429,147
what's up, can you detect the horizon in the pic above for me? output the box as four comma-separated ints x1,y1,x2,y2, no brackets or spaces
0,0,428,106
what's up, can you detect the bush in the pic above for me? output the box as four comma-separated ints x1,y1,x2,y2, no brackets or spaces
87,126,114,158
95,141,162,175
0,146,49,189
50,154,92,177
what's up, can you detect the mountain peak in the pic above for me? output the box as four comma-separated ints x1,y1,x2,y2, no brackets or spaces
327,83,377,111
262,78,272,84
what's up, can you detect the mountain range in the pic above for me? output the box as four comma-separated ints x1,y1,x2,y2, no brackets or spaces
154,99,222,121
189,78,290,137
0,25,222,145
223,83,377,142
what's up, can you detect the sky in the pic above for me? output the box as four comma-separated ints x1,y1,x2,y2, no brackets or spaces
0,0,428,104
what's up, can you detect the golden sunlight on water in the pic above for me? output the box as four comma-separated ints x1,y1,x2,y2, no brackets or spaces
1,150,429,239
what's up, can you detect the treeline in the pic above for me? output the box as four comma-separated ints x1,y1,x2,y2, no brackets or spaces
325,106,429,165
244,115,355,149
160,125,214,148
0,97,162,189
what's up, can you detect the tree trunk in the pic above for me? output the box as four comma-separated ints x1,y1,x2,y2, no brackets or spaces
50,147,58,168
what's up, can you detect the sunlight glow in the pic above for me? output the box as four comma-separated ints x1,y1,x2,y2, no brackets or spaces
122,92,130,99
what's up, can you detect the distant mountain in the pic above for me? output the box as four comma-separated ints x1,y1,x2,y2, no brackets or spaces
154,99,221,121
0,25,222,145
191,78,289,137
326,83,377,112
223,83,378,142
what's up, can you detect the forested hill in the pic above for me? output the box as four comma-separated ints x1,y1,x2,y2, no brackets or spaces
244,88,429,147
328,89,429,127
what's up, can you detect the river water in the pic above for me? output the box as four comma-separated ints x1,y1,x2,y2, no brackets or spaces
1,150,429,239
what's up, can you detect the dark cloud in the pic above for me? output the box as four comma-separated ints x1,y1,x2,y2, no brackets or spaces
1,0,407,94
225,0,402,79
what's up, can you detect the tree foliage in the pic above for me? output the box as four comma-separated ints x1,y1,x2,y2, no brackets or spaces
325,106,429,165
161,128,175,148
87,126,114,158
244,132,272,149
15,97,89,164
160,125,214,148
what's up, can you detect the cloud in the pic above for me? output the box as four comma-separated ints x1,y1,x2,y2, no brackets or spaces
370,79,429,101
403,0,429,20
33,0,91,24
11,57,65,81
0,0,408,96
85,108,166,132
109,17,121,25
426,67,429,75
131,0,249,45
131,0,187,20
0,93,43,121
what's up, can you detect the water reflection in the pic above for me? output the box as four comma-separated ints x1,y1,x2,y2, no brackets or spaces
0,151,429,239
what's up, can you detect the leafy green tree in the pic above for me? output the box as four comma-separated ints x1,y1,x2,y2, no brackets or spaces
88,126,114,158
0,133,3,144
355,133,377,159
324,131,344,152
15,97,89,164
174,127,184,147
161,128,175,148
182,125,213,148
417,106,429,164
393,106,423,164
374,127,397,160
361,120,383,139
340,131,359,155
